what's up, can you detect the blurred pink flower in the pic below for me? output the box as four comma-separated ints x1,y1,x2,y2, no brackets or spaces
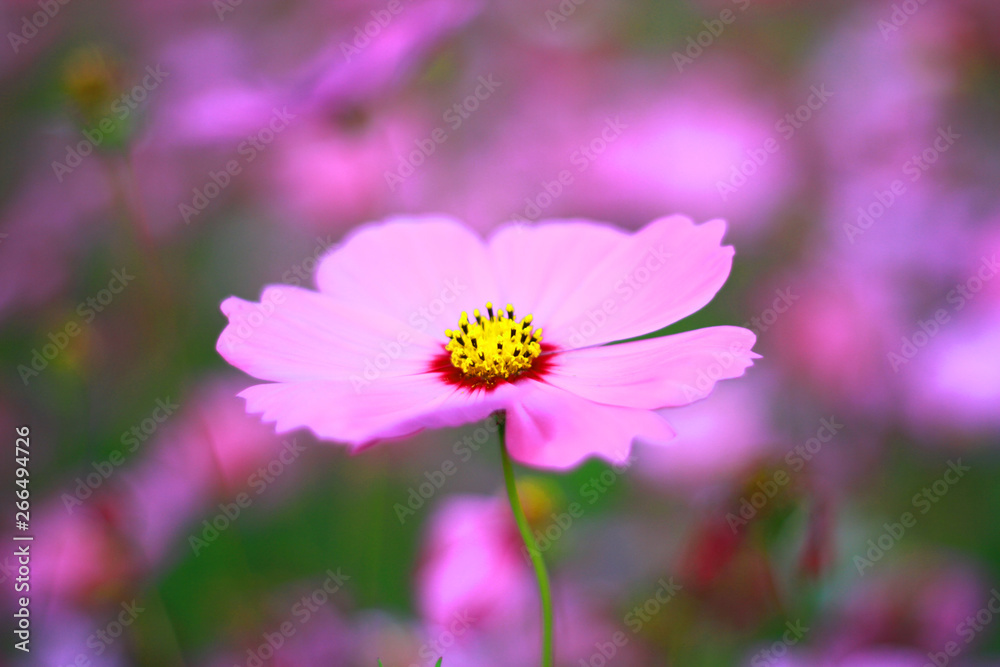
417,54,795,243
887,222,1000,440
902,305,1000,440
568,62,797,244
416,495,533,631
122,0,483,235
258,106,427,230
118,31,290,237
216,605,355,667
120,378,290,563
295,0,484,113
822,177,979,288
30,608,130,667
30,501,139,608
217,215,758,470
0,0,69,78
758,648,948,667
831,558,987,657
22,377,291,609
143,31,286,146
808,1,967,173
753,557,990,667
0,145,110,321
762,260,905,416
637,374,777,494
432,586,648,667
350,612,431,667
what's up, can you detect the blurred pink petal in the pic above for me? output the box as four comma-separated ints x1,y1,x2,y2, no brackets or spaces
639,375,776,491
417,495,533,630
118,378,290,563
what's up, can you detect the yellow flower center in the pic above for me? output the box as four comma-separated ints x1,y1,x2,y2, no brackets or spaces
444,302,543,385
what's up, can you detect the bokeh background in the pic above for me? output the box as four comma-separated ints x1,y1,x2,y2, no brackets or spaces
3,0,1000,665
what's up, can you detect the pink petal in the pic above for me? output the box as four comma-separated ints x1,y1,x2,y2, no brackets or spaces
544,326,759,409
503,380,676,470
489,215,735,348
315,214,497,332
239,376,515,446
217,284,439,383
487,219,627,330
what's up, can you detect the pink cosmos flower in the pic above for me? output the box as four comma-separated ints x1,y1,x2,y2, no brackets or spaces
30,500,139,609
120,378,292,563
217,215,758,470
762,259,904,417
830,558,987,658
417,494,535,631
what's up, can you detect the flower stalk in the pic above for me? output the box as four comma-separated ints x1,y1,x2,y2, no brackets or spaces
497,412,554,667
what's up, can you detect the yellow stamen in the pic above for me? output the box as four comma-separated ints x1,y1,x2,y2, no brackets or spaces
445,302,542,385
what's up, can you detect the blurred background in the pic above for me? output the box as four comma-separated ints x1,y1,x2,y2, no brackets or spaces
2,0,1000,665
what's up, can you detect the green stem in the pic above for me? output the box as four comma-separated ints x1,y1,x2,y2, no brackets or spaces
498,414,554,667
